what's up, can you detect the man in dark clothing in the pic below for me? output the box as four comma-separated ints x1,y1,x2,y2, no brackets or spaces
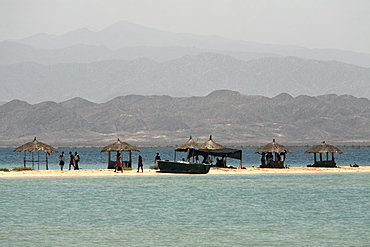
74,152,80,170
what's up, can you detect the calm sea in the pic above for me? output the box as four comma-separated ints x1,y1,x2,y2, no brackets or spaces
1,173,370,246
1,148,369,246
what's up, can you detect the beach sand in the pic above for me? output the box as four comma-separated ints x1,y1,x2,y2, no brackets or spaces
1,166,369,177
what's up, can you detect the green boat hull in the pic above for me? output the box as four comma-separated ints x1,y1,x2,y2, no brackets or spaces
157,160,211,174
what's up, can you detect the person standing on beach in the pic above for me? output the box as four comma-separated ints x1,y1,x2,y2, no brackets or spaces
137,155,143,173
59,151,65,171
74,152,80,170
68,152,75,170
155,153,161,165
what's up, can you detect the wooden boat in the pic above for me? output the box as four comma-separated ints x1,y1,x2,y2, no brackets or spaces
157,160,211,174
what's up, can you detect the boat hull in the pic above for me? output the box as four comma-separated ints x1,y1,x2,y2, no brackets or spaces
157,160,211,174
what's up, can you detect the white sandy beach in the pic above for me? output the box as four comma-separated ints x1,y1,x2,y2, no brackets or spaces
1,166,369,177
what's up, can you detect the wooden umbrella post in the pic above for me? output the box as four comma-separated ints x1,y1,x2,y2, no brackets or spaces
129,151,132,168
45,152,48,170
23,152,26,168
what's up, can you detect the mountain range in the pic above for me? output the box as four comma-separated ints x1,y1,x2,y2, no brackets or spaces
1,20,369,147
5,20,370,67
1,20,370,104
0,90,369,147
1,53,369,103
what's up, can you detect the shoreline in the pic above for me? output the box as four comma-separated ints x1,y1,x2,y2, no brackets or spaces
2,145,370,149
1,166,369,177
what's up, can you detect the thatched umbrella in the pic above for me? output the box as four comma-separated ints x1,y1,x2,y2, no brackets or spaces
254,139,293,154
201,135,226,150
174,136,201,152
100,138,140,168
304,141,343,154
188,135,226,165
13,137,58,170
254,139,292,168
304,141,343,167
173,136,201,161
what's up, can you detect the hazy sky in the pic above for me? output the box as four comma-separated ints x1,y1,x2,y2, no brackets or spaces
1,0,370,54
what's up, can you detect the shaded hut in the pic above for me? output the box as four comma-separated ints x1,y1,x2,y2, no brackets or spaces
187,148,243,168
199,135,226,165
304,141,343,167
13,137,58,170
187,135,242,168
100,138,140,169
173,135,201,162
254,139,292,168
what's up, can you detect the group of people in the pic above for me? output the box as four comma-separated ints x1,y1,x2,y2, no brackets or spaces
114,152,144,173
215,157,226,167
58,151,81,170
59,152,165,172
260,152,286,165
115,152,162,172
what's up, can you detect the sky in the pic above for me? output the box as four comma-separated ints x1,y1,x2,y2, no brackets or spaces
1,0,370,54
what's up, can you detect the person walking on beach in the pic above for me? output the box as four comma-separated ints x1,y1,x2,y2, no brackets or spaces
137,155,143,173
74,152,80,170
114,153,123,173
68,152,75,170
59,151,65,171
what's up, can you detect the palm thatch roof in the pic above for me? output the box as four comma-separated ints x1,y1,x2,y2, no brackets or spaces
254,139,293,153
304,141,343,154
13,137,58,155
201,135,226,150
100,138,140,152
174,136,201,152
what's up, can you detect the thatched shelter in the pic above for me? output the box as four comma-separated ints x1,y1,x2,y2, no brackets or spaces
100,138,140,169
185,135,242,168
173,136,201,161
254,139,292,168
174,136,201,152
304,141,343,167
199,135,227,166
13,137,58,170
201,135,226,150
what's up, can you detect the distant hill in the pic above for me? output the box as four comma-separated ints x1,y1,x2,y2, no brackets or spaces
0,41,281,65
1,53,369,103
7,20,370,67
0,90,369,147
10,20,309,51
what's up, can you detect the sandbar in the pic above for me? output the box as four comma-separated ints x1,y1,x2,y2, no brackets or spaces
0,166,369,177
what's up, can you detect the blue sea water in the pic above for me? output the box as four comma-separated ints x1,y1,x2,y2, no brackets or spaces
1,148,370,246
0,148,369,170
1,173,370,246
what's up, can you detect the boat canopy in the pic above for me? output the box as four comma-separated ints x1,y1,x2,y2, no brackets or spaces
187,148,242,161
